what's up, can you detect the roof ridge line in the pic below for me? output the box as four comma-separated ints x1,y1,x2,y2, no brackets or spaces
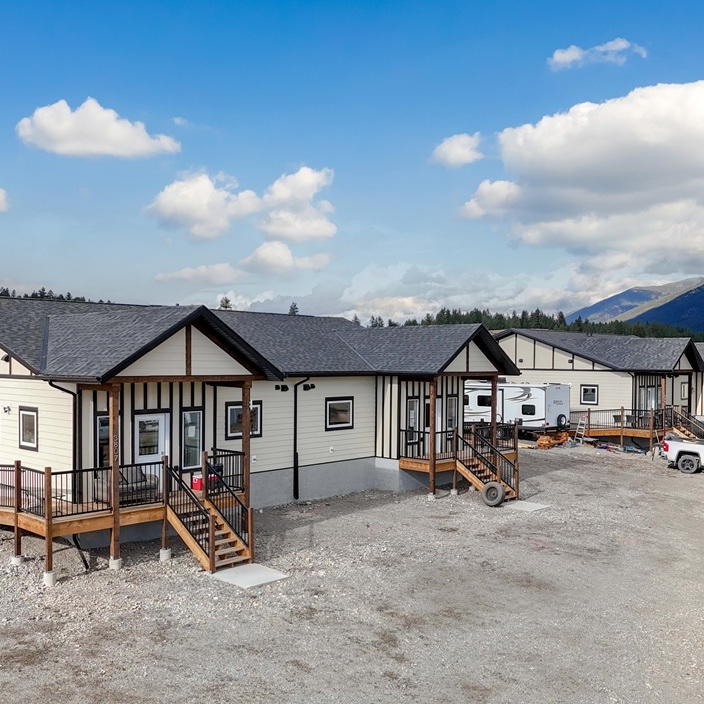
333,330,377,371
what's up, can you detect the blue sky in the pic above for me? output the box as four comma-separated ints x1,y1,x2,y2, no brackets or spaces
2,1,704,320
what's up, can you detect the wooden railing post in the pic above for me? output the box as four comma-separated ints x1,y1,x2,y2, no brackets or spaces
649,411,654,451
161,455,169,551
13,460,22,559
620,406,625,447
208,513,216,573
201,450,209,502
44,467,53,574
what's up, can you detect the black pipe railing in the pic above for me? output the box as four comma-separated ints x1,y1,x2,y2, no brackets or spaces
166,465,212,556
568,408,671,431
0,465,14,509
205,471,251,550
209,448,244,492
399,430,455,460
673,408,704,439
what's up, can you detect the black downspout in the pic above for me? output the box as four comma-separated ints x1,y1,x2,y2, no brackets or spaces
292,376,310,501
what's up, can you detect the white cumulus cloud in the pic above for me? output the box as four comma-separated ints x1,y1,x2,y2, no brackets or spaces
0,189,7,211
431,133,483,167
16,98,181,157
460,80,704,289
148,166,336,241
154,263,245,284
147,172,261,238
240,241,331,274
548,37,647,70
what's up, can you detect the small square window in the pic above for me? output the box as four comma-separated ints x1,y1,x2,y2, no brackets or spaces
225,401,262,440
580,385,598,405
521,404,536,416
19,407,38,451
326,397,353,431
477,395,492,408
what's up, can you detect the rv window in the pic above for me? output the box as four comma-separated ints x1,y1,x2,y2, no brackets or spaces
521,404,536,416
477,395,492,407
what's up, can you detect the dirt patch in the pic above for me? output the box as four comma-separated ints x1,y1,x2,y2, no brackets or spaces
1,445,704,703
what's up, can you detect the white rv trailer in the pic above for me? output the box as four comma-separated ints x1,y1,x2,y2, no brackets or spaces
464,381,570,433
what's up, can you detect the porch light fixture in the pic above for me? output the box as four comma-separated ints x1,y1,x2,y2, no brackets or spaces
1,354,8,362
302,383,316,391
275,384,289,392
3,405,10,414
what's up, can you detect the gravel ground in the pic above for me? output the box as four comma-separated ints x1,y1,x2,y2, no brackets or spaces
1,445,704,704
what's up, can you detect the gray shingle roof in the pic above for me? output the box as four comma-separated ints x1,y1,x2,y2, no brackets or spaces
0,298,519,380
495,328,704,372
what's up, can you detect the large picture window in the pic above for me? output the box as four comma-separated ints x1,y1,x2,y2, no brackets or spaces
326,397,353,431
97,415,110,467
225,401,262,439
19,407,38,451
580,385,598,405
182,410,202,469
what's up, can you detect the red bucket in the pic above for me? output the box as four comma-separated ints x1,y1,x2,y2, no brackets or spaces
191,474,203,491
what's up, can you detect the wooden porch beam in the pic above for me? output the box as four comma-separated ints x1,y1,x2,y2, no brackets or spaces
490,374,497,445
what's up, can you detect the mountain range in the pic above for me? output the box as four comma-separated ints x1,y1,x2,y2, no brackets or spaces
566,277,704,331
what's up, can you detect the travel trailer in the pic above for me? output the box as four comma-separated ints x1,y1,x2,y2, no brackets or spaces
464,381,570,433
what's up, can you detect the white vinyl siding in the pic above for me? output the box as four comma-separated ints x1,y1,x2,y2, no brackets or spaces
0,377,74,469
118,328,186,377
466,342,498,372
216,377,376,472
534,341,552,368
190,328,251,376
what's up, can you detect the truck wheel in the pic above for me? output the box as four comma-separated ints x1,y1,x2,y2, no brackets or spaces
677,454,700,474
481,481,505,507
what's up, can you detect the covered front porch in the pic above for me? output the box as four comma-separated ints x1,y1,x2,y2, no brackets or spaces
0,447,252,584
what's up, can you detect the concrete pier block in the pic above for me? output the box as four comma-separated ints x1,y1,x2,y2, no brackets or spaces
109,557,123,570
159,548,172,562
43,571,56,587
427,492,436,500
450,488,459,496
10,555,23,566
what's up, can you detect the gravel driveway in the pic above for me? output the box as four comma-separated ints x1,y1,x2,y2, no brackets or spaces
1,445,703,704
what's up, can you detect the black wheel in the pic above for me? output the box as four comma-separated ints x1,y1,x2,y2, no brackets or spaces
557,414,567,429
481,481,506,507
677,454,700,474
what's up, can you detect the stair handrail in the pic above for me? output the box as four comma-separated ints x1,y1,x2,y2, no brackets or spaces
458,433,518,494
673,408,704,439
165,465,212,558
205,459,252,550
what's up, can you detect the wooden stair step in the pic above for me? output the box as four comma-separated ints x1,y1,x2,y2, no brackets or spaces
214,537,238,547
215,545,245,557
215,554,249,568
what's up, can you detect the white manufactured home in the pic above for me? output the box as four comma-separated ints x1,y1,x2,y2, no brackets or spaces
0,298,520,582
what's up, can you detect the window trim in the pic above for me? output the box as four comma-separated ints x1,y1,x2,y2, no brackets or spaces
580,384,599,405
682,381,689,400
225,400,263,440
19,406,39,451
445,395,459,430
181,408,203,470
325,396,354,431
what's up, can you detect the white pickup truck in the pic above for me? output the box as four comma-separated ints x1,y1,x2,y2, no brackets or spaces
660,436,704,473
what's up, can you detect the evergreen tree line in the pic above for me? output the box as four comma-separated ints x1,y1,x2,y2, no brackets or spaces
369,306,704,341
0,286,87,301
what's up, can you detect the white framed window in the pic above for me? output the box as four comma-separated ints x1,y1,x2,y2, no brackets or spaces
326,397,353,431
580,385,598,405
225,401,262,440
682,382,689,400
182,410,202,469
19,406,38,451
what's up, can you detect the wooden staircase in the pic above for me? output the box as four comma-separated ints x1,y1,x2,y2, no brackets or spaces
455,434,518,500
167,501,251,572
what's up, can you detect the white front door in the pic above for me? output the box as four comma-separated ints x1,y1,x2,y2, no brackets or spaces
134,413,169,465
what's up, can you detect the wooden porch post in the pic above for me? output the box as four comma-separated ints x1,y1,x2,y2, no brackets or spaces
649,411,654,452
429,379,437,495
109,383,121,565
620,406,625,447
161,455,169,551
13,460,22,561
490,375,497,445
44,467,53,574
242,381,252,507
